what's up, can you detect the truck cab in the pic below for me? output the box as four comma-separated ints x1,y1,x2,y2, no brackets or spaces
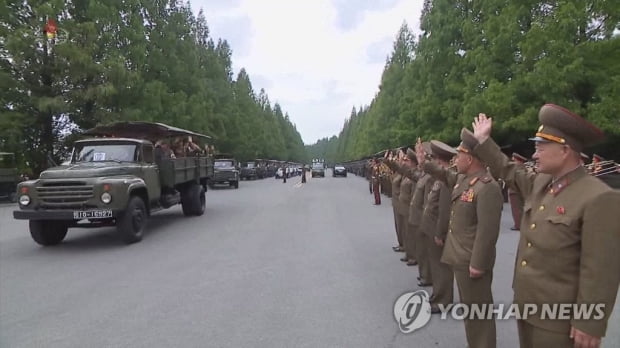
211,154,239,189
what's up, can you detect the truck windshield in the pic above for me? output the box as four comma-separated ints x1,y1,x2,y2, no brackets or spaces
245,163,255,168
215,161,234,168
73,143,137,163
312,163,323,169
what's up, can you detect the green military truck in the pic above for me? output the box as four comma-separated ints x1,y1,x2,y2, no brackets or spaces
13,122,214,246
0,152,18,202
211,154,239,189
240,160,265,180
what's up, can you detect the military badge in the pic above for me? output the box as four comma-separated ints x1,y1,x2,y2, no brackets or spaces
460,189,475,202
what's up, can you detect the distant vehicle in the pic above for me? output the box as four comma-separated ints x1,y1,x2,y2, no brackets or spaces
275,168,284,179
311,162,325,178
211,155,239,189
333,165,347,177
13,122,213,246
240,161,265,180
0,152,18,202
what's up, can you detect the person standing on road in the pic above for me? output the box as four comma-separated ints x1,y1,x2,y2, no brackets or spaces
417,129,503,348
472,105,620,348
419,140,456,313
385,149,405,252
371,158,382,205
409,142,434,285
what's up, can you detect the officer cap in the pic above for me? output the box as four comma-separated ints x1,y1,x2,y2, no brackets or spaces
456,128,479,155
430,140,457,162
529,104,605,152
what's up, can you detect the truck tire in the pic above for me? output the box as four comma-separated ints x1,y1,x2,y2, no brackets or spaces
182,183,205,216
9,192,17,203
231,181,239,189
30,220,68,246
117,196,147,244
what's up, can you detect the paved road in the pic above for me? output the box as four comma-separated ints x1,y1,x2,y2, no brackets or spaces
1,172,618,348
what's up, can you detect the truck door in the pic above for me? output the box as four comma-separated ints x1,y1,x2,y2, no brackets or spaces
141,145,161,201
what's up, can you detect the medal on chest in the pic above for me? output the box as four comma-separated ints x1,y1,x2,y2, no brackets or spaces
460,188,475,202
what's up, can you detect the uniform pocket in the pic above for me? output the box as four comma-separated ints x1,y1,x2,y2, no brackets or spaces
545,215,573,226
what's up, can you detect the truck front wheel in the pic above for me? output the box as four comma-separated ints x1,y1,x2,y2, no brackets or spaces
182,183,205,216
117,196,147,244
30,220,68,246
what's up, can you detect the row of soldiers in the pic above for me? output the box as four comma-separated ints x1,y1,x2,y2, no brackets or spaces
370,104,620,348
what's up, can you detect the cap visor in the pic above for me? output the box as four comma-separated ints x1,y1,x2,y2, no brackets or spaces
528,136,551,142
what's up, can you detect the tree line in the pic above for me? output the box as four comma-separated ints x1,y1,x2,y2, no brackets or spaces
307,0,620,163
1,0,307,176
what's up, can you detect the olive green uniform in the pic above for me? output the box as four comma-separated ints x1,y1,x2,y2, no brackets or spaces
398,170,415,261
475,137,620,346
421,178,454,307
409,172,434,283
424,162,503,348
391,172,404,248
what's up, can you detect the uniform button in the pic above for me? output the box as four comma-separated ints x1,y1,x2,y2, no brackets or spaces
527,242,532,248
521,260,527,267
449,229,452,233
539,205,545,211
530,223,536,229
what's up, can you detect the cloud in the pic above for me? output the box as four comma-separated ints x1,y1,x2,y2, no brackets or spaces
191,0,424,144
331,0,401,30
366,36,393,64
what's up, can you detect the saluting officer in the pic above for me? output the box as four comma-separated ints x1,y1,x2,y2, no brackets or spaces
418,129,503,348
409,143,434,284
419,140,457,313
472,105,620,348
385,149,405,252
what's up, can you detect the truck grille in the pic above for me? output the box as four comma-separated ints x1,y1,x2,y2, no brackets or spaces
214,172,234,181
36,181,94,207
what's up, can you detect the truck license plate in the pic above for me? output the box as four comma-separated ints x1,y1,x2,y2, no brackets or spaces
73,210,113,219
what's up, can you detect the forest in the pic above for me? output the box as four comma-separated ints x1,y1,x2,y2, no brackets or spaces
1,0,307,176
307,0,620,163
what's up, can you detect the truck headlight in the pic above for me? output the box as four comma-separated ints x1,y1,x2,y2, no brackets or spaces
101,192,112,204
19,195,31,206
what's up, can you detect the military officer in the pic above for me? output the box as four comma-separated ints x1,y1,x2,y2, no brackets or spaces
419,140,457,313
399,148,419,265
417,129,503,348
387,148,418,264
509,152,528,230
409,142,435,284
472,105,620,348
385,149,405,252
371,158,382,205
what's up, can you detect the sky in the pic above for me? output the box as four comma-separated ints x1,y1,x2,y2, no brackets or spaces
190,0,424,145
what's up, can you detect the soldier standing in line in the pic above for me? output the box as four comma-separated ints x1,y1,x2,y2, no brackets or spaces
419,140,457,313
384,149,405,252
371,158,382,205
397,148,418,265
410,142,435,285
509,152,528,230
417,129,503,348
472,106,620,348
